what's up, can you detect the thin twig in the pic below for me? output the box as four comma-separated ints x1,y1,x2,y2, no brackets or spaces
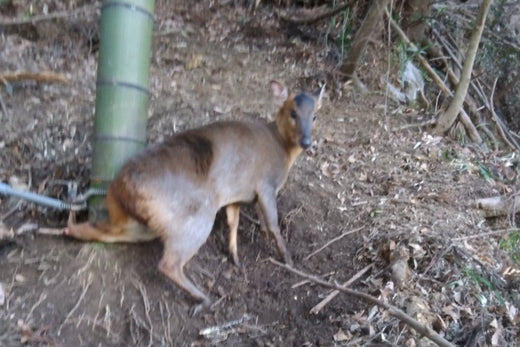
1,200,23,221
134,280,153,347
0,89,8,121
58,273,92,335
310,263,373,314
452,228,518,241
304,226,364,260
268,258,454,347
422,244,453,276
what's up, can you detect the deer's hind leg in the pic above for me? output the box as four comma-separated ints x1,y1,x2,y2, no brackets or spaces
154,207,216,314
65,188,156,243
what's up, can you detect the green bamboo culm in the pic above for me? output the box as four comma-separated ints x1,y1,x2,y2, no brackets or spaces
89,0,155,223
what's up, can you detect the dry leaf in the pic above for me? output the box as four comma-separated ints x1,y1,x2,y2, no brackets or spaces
432,314,447,332
8,176,28,191
0,222,14,240
320,161,340,178
505,301,518,325
379,281,394,301
490,319,503,346
333,328,350,342
391,258,411,289
185,54,204,70
213,105,231,114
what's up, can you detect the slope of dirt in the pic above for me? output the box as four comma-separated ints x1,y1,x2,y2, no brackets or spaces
1,1,519,346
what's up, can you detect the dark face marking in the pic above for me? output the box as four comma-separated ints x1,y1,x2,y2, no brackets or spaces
293,94,316,114
173,132,214,176
293,93,316,149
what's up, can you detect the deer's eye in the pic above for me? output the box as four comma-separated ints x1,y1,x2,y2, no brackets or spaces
313,115,317,121
290,110,297,119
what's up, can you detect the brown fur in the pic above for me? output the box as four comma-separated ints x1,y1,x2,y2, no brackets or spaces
164,132,213,176
65,81,324,313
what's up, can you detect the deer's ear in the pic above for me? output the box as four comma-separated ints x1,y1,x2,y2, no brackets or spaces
312,84,325,111
270,80,289,106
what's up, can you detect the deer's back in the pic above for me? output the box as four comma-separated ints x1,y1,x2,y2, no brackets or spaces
111,120,288,220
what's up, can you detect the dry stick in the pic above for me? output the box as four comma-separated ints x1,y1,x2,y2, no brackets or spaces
0,71,68,84
35,227,65,236
304,226,364,260
310,263,373,315
0,89,8,121
391,119,437,132
199,314,252,337
278,0,355,25
385,11,482,144
476,195,520,218
0,5,98,26
269,258,454,347
452,228,518,242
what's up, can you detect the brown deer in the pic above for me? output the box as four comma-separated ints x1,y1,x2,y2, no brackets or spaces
65,80,324,313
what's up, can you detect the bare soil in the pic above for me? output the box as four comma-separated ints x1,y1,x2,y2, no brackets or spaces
1,1,519,346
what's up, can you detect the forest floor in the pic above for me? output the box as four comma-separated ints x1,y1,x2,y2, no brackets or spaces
1,1,519,346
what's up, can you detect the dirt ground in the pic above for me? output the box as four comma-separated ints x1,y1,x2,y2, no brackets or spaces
1,1,520,346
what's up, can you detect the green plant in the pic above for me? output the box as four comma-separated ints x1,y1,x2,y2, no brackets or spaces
500,230,520,267
464,268,504,305
339,9,352,61
477,162,493,180
324,8,353,63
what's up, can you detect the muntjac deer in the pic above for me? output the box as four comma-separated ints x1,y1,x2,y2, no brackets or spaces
65,80,324,313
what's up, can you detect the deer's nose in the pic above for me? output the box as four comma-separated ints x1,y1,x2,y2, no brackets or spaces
299,137,311,149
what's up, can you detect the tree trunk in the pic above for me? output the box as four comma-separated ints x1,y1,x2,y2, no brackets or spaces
340,0,390,81
434,0,493,134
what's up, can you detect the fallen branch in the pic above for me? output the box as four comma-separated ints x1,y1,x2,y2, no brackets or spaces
278,0,354,25
0,5,98,26
304,226,364,260
476,195,520,218
268,258,454,347
392,119,437,132
310,263,373,315
0,71,68,85
199,314,252,339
